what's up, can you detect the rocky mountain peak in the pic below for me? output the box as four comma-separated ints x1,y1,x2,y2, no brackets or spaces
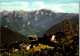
35,10,39,15
40,9,55,13
1,10,9,15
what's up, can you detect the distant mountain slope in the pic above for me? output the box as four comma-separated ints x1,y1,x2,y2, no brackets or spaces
0,9,79,37
1,27,26,44
45,16,79,34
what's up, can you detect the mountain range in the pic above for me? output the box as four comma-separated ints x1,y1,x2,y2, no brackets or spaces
0,9,79,37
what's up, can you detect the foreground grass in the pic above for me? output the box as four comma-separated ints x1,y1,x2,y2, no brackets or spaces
1,45,54,56
30,44,54,52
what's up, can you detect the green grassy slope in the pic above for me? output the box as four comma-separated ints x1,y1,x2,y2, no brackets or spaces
1,27,27,44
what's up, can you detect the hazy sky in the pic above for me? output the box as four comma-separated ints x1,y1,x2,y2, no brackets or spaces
1,0,79,13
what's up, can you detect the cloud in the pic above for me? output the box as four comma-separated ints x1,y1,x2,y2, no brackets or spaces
1,2,29,11
56,3,79,13
57,3,78,6
1,1,79,13
32,2,46,8
56,0,76,2
31,2,64,12
1,2,29,5
31,2,78,13
51,7,64,12
45,3,79,13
